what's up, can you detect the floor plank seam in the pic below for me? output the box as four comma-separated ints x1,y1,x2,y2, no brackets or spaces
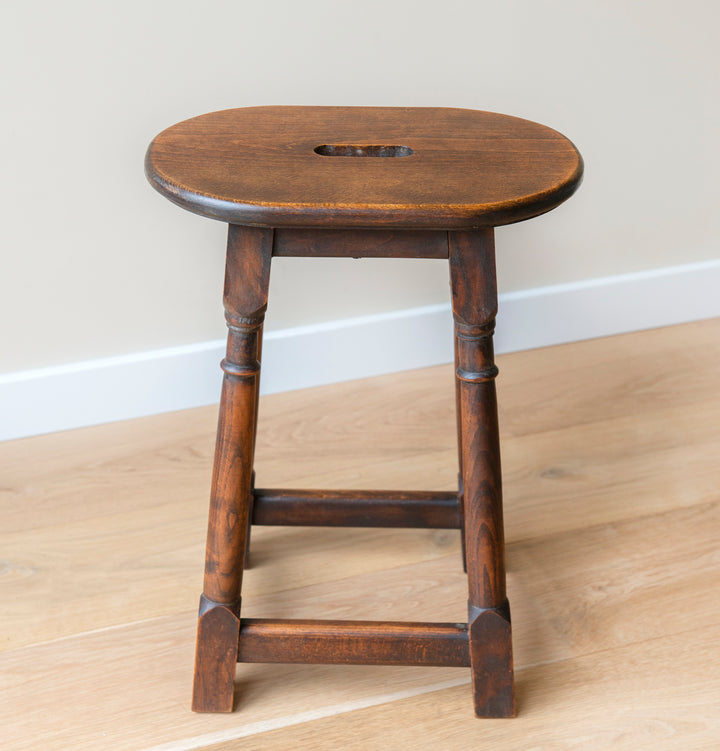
0,613,188,653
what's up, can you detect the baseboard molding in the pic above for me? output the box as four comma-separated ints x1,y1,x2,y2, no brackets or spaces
2,259,718,442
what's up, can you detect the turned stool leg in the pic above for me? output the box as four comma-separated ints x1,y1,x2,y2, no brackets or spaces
449,229,515,718
192,226,273,712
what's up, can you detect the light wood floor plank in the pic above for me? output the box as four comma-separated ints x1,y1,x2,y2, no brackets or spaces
1,318,719,749
1,479,717,749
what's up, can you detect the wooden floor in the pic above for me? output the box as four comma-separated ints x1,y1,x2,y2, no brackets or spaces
2,319,719,750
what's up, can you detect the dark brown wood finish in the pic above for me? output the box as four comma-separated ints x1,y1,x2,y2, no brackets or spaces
146,106,583,719
273,228,449,258
192,224,272,713
192,598,241,713
449,228,515,717
468,604,515,718
455,336,468,574
243,324,264,569
146,106,582,229
237,620,470,667
251,488,461,528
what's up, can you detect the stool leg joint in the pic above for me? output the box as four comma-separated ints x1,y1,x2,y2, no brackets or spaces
198,593,242,618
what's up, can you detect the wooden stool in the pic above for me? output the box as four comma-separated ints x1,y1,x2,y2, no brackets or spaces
145,106,583,718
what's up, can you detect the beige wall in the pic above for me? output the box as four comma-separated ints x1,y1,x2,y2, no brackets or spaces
2,1,717,373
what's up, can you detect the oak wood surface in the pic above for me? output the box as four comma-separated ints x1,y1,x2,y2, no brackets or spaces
147,106,582,714
193,603,241,713
202,225,272,604
237,619,471,667
449,228,514,714
251,488,461,528
194,225,273,711
145,106,583,229
1,319,719,748
272,228,450,258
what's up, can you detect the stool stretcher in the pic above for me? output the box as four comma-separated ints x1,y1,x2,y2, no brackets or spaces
237,619,471,667
251,488,461,528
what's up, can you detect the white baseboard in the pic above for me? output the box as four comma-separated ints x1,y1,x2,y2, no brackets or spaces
1,259,718,442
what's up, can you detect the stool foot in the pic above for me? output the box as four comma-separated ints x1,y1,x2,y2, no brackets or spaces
192,596,241,713
468,602,515,718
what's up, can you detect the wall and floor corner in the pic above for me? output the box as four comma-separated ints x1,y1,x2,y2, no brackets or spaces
2,2,717,441
2,258,719,442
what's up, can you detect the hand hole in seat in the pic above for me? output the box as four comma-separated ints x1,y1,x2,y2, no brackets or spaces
314,144,414,158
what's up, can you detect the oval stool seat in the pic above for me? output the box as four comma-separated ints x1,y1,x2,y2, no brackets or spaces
146,106,582,228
